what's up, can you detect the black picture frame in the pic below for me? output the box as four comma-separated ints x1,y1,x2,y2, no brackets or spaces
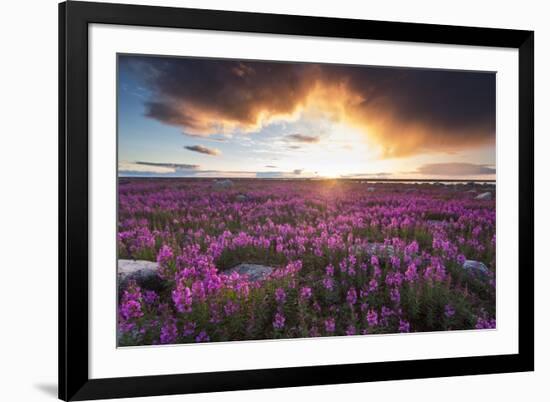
59,1,534,400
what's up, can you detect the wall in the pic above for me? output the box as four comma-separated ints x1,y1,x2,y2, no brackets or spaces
0,0,546,401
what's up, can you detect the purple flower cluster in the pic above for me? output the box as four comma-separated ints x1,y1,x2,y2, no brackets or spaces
172,283,192,313
300,287,312,300
445,304,456,318
475,315,496,329
325,317,336,333
273,312,286,330
367,310,378,327
120,281,143,320
275,288,286,304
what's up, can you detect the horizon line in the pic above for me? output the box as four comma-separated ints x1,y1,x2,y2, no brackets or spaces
118,176,496,183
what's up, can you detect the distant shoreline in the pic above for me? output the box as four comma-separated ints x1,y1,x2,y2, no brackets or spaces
118,176,496,183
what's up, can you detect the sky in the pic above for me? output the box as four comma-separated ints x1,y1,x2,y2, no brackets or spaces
118,54,496,180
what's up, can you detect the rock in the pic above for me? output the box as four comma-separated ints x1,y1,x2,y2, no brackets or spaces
213,179,234,189
366,187,376,192
118,259,164,295
475,192,493,200
235,194,248,201
225,263,274,281
352,243,395,256
462,260,490,277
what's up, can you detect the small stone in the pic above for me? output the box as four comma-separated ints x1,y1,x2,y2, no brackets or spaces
118,259,164,295
213,179,234,190
236,194,248,201
352,243,395,256
225,263,274,281
366,187,376,192
475,192,493,200
462,260,490,277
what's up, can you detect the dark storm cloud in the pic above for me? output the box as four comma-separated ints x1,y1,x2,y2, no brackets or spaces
184,145,221,156
332,67,496,156
120,55,495,157
286,134,321,143
135,161,199,170
121,56,314,134
416,163,495,176
145,101,203,131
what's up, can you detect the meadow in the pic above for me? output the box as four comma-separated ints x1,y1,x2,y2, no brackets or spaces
117,179,496,346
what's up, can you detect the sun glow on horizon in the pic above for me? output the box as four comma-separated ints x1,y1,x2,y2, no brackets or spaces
277,122,388,179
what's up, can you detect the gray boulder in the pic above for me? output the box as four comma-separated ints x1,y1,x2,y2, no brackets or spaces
213,179,234,190
225,263,274,281
352,242,395,256
366,187,376,192
235,194,248,202
462,260,490,277
475,192,493,200
118,259,164,294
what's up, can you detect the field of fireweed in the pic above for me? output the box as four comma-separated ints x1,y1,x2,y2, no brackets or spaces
117,179,496,346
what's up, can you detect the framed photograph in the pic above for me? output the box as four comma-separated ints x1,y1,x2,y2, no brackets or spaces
59,1,534,400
